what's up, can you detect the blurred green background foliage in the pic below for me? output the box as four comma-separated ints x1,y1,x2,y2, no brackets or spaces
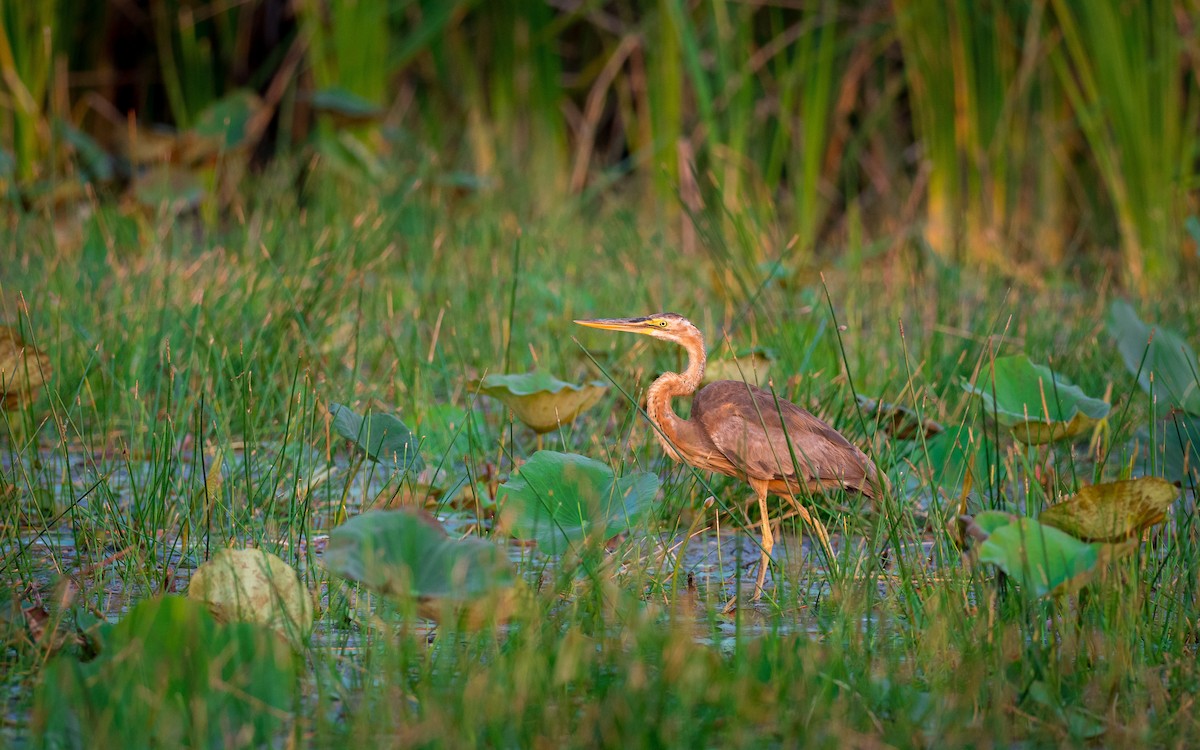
1,0,1197,284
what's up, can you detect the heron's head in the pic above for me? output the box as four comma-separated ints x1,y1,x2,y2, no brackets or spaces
574,313,701,346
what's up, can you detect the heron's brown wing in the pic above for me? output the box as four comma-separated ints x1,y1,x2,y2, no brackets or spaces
692,380,879,496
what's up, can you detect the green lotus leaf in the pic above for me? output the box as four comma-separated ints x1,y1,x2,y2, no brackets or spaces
330,403,424,474
974,514,1101,598
497,450,659,554
189,89,262,152
1109,301,1200,416
963,354,1109,444
324,509,520,625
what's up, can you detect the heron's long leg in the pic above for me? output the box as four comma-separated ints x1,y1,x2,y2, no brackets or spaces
784,496,834,561
752,481,773,600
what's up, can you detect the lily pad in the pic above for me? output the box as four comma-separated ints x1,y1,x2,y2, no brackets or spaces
324,509,520,625
1039,477,1176,543
183,89,263,162
188,548,313,650
497,450,659,554
35,597,297,748
330,403,424,474
970,511,1101,598
475,371,607,434
962,354,1110,444
0,325,52,410
192,90,261,148
1109,300,1200,415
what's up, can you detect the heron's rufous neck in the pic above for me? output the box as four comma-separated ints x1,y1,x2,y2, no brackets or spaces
643,328,706,461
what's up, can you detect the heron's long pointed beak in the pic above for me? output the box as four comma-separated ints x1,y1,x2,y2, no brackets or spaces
574,317,653,334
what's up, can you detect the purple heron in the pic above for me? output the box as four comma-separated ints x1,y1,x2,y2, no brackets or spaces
575,313,883,598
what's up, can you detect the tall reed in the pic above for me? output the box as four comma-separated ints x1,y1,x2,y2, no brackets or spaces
0,0,57,182
1050,0,1198,286
893,0,1052,265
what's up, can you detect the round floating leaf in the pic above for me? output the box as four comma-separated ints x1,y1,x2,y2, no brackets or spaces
330,403,424,474
180,90,263,164
1039,477,1176,543
188,548,313,650
476,371,607,433
962,354,1109,444
497,450,659,554
973,513,1101,598
35,597,297,748
0,326,52,410
1109,300,1200,416
970,509,1016,536
324,509,520,625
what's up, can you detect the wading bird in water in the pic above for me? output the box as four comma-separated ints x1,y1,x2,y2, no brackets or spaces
575,313,883,599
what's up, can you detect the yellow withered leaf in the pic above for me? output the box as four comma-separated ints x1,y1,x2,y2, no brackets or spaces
1008,410,1101,446
1039,477,1177,543
0,326,52,410
475,372,606,434
188,548,313,650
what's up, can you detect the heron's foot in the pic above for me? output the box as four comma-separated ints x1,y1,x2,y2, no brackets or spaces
753,548,771,597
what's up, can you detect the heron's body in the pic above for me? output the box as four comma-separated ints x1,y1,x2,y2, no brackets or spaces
576,313,882,598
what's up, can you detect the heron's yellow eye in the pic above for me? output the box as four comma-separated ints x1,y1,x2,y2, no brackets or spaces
657,320,668,328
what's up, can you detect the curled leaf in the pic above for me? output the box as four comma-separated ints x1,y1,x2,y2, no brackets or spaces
1039,477,1176,543
969,512,1101,598
324,510,520,626
475,371,606,433
962,354,1109,444
188,548,313,650
1108,301,1200,416
330,403,424,474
